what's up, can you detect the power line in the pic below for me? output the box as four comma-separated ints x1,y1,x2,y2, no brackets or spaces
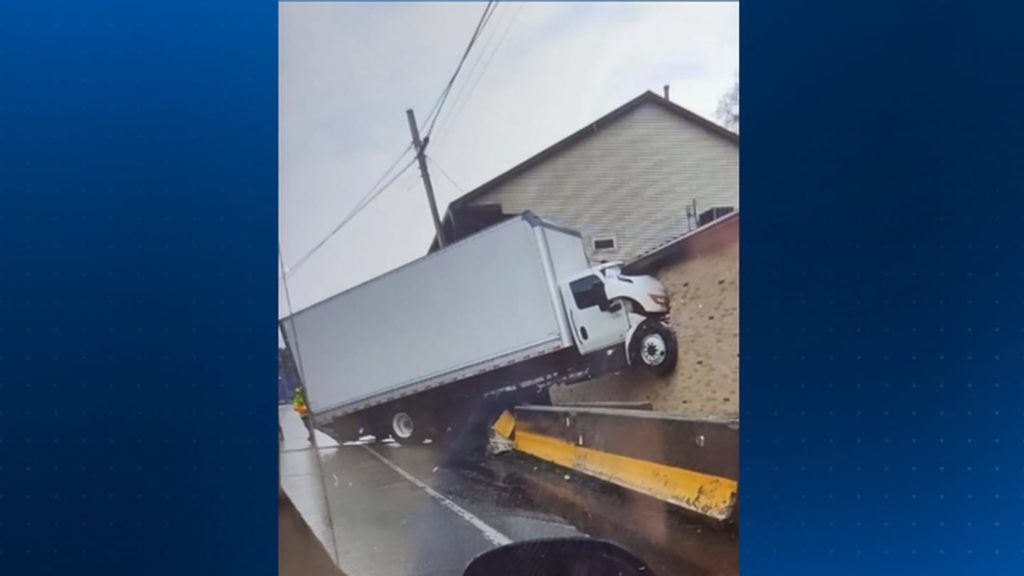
419,1,498,140
285,154,416,279
284,153,417,279
427,155,465,194
282,3,498,281
279,249,308,386
420,1,497,133
434,3,521,146
431,3,506,138
279,245,343,565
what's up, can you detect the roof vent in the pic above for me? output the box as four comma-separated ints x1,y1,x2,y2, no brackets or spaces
663,84,670,100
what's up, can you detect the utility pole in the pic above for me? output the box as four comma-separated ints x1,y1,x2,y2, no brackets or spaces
406,108,446,249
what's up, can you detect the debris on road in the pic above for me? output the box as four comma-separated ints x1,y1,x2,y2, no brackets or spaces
488,430,515,456
492,410,516,439
341,435,377,447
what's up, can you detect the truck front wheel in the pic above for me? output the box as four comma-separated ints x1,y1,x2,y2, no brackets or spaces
630,320,678,376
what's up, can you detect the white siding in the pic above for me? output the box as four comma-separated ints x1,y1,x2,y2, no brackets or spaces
466,102,738,263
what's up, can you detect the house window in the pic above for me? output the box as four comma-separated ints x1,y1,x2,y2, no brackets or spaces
592,236,617,251
698,206,734,227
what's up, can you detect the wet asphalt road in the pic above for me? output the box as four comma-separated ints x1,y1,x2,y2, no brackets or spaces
280,407,738,576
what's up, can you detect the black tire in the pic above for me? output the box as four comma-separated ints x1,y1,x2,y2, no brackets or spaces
384,407,431,445
629,319,678,376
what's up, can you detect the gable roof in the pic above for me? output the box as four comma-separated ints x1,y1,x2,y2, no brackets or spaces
445,90,738,210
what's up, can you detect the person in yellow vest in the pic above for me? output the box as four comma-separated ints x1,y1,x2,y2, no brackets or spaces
292,385,314,442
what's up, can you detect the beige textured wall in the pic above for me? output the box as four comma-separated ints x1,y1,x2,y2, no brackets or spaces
550,237,739,418
466,101,739,264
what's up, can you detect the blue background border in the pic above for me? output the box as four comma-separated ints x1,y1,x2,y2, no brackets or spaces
2,1,1022,574
1,1,277,574
742,0,1023,572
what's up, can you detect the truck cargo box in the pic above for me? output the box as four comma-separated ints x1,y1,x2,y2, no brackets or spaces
280,214,589,422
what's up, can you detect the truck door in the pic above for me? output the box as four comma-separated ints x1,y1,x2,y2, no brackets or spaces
564,274,630,355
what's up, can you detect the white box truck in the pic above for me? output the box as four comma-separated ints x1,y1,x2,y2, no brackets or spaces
280,213,677,444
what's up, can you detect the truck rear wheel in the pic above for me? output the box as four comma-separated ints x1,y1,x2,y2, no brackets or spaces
630,319,678,376
385,408,431,444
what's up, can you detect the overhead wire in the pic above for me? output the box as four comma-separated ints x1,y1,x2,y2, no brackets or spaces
283,151,417,279
419,1,498,140
278,243,342,563
427,155,466,194
433,2,521,147
281,3,501,281
420,1,497,132
430,3,506,139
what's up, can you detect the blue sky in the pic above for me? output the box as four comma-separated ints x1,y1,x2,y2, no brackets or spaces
279,2,738,317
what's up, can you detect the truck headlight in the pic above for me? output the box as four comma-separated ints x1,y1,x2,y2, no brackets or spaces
649,293,670,308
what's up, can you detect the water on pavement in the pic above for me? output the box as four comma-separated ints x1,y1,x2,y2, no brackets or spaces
279,406,737,576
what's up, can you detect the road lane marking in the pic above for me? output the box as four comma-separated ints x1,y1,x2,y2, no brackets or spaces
362,445,513,546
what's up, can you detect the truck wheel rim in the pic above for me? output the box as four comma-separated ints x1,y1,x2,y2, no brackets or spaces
392,412,415,439
640,334,667,366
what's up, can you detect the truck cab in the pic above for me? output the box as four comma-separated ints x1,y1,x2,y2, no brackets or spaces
560,263,675,374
